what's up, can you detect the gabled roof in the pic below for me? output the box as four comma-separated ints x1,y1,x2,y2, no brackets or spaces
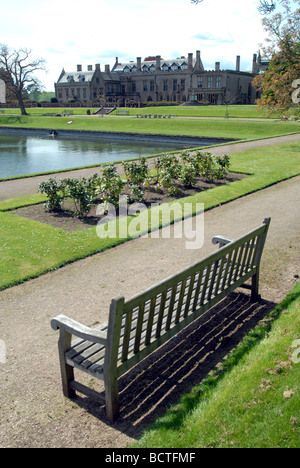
57,70,95,84
112,57,195,73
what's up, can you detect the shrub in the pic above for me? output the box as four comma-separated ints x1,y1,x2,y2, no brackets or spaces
39,174,101,217
100,163,125,208
128,184,145,203
64,176,101,217
39,178,66,212
194,151,231,182
178,163,197,187
122,157,149,185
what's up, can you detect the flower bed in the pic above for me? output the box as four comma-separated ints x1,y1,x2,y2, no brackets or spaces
38,151,231,217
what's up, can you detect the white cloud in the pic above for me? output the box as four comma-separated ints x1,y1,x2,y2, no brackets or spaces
1,0,267,90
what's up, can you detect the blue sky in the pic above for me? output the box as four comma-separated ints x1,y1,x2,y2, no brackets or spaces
1,0,268,91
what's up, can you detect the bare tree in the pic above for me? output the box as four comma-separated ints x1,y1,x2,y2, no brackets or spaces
0,44,46,115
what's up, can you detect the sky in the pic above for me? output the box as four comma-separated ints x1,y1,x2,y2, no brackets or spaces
1,0,269,92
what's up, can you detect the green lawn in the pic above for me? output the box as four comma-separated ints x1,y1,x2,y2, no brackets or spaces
113,104,272,119
0,107,99,116
0,113,299,448
0,114,300,142
133,282,300,448
0,140,299,291
0,104,287,118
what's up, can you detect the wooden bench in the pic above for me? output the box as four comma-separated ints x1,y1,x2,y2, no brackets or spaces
51,217,270,422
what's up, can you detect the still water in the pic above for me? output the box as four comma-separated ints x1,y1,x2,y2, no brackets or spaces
0,133,194,179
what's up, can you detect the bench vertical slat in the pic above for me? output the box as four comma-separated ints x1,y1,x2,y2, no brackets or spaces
249,236,260,269
220,250,233,291
246,237,257,271
225,247,239,288
199,264,212,306
184,273,196,318
207,259,220,302
134,303,145,353
233,243,246,282
192,269,204,311
155,290,167,338
244,238,256,273
145,296,157,346
213,255,227,297
241,240,253,276
121,308,133,362
175,279,187,324
166,284,177,330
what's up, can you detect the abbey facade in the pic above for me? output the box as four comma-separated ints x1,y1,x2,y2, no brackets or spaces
55,51,263,107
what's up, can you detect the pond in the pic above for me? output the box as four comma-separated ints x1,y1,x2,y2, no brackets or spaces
0,131,231,179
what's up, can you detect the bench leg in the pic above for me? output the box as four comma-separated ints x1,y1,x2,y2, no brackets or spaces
251,271,261,300
57,329,76,399
105,372,119,422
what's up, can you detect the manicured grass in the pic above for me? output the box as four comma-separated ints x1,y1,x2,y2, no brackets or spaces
0,140,299,291
0,107,99,116
132,282,300,448
113,105,272,119
0,114,300,141
0,105,282,118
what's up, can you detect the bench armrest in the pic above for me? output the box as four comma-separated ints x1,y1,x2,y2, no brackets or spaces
212,235,233,248
51,314,107,346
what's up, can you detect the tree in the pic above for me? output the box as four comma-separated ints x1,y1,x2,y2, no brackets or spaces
191,0,284,14
252,0,300,116
0,44,46,115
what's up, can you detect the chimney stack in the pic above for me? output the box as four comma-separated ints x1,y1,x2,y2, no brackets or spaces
137,57,142,71
156,55,161,70
252,53,257,74
87,65,93,71
236,55,240,72
95,63,101,71
188,53,193,70
215,62,220,71
105,64,110,73
77,64,82,72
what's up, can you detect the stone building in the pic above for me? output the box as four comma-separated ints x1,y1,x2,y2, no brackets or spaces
55,51,262,107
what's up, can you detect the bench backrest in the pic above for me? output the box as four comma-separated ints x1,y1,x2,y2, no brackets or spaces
105,218,270,377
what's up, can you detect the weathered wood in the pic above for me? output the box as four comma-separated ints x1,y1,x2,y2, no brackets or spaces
103,297,124,422
51,218,271,422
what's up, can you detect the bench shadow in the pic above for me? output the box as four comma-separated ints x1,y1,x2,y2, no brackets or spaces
71,291,277,440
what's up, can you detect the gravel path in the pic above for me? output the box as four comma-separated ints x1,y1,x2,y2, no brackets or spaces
0,135,299,448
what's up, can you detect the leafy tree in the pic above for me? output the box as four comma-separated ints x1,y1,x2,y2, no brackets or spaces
191,0,284,14
0,44,46,115
252,0,300,116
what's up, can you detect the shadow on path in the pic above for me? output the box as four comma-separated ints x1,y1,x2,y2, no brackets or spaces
71,291,277,440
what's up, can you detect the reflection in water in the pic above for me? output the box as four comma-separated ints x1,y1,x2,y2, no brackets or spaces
0,134,193,178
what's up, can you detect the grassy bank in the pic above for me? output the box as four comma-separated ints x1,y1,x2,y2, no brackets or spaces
0,140,299,291
1,105,271,118
133,282,300,448
1,114,300,141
